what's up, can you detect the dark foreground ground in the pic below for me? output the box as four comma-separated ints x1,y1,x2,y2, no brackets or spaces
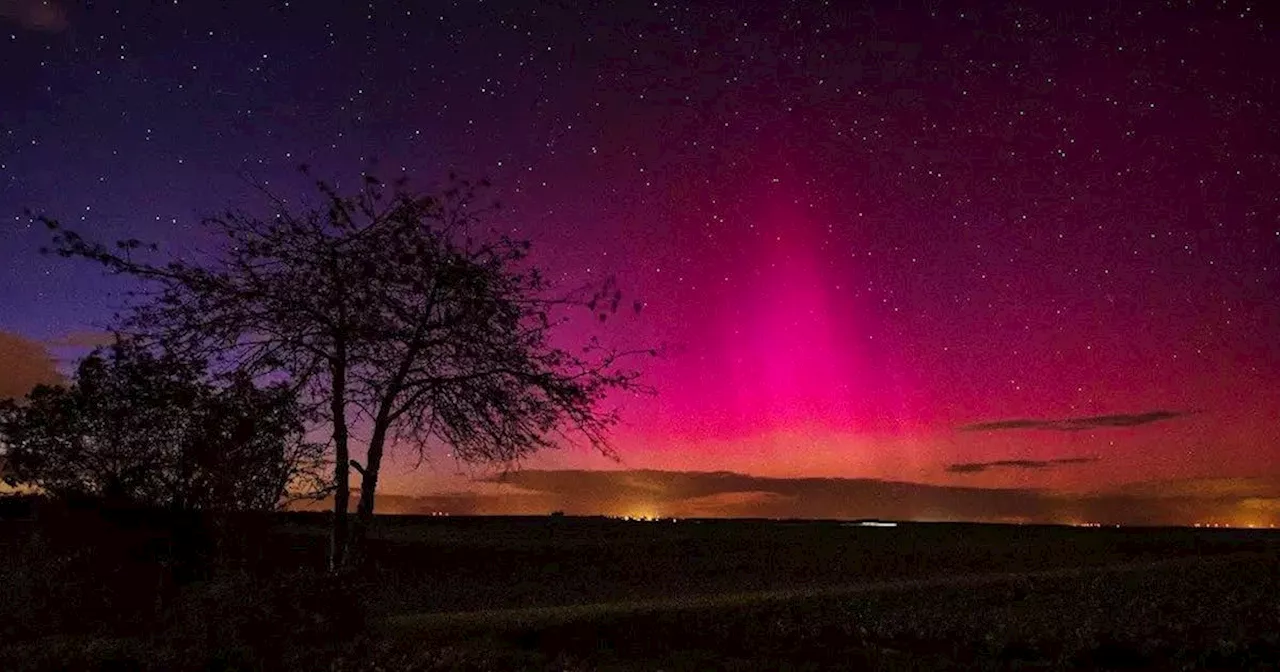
2,501,1278,670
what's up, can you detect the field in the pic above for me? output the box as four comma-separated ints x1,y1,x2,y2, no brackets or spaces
2,506,1279,670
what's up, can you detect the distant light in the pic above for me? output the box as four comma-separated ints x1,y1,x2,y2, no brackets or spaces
850,521,897,528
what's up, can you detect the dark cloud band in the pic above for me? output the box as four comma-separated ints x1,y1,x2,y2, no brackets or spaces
960,411,1191,433
290,469,1280,527
946,457,1099,474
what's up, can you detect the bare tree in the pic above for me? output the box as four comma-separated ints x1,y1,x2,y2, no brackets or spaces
37,171,651,568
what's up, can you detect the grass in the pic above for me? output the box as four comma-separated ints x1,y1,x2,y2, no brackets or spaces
384,551,1263,629
3,503,1279,669
371,550,1280,670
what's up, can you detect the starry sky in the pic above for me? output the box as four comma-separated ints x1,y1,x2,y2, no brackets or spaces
2,0,1278,523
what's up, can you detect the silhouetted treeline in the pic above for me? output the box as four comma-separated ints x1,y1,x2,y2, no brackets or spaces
0,339,327,512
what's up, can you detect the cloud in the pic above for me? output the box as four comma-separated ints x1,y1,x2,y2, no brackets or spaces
946,457,1099,474
489,470,1059,522
668,490,795,518
1106,475,1280,500
46,331,118,348
1240,498,1280,513
0,0,68,32
0,330,63,400
960,411,1191,433
289,469,1280,527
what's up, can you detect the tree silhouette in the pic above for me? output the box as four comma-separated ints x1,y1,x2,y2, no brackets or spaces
37,171,651,568
0,339,323,511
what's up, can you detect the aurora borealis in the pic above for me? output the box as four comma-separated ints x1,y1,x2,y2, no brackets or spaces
2,0,1277,524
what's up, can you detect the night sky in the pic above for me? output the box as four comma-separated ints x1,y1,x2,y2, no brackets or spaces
2,0,1277,524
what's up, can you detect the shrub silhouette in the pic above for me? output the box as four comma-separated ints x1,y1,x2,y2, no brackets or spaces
0,339,325,513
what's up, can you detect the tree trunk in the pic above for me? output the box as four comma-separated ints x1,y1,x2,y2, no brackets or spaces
352,418,389,564
329,351,351,573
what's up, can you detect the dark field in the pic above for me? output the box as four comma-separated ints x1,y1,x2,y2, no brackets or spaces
3,506,1279,670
